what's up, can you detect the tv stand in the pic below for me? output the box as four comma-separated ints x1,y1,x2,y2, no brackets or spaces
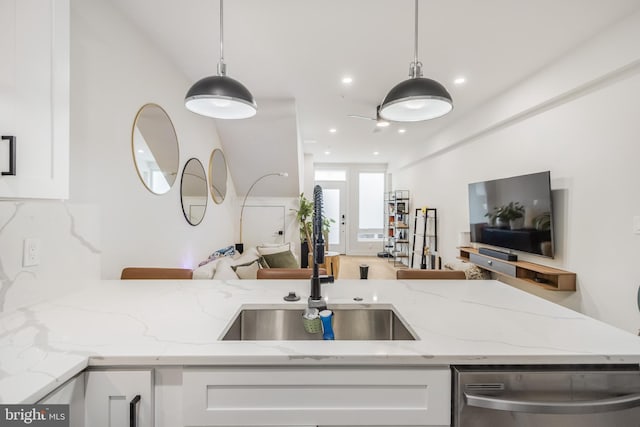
458,247,576,291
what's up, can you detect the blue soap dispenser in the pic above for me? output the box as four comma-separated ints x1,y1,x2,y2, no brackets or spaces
319,309,334,340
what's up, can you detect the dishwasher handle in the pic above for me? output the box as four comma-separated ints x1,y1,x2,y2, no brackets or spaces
464,392,640,415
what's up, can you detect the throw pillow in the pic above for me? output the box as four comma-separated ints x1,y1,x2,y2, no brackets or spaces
213,259,240,280
444,260,491,280
192,257,224,280
232,259,261,280
463,265,491,280
258,257,270,268
257,243,291,256
198,245,235,267
232,247,260,264
261,250,299,268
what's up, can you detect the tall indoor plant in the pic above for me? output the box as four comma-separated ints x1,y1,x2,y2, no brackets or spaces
293,193,313,267
293,193,335,267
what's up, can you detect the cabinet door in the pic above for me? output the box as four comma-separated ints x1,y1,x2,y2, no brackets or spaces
38,373,85,427
0,0,69,199
84,370,153,427
183,367,450,426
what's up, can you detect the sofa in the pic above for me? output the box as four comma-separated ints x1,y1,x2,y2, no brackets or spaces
193,243,302,280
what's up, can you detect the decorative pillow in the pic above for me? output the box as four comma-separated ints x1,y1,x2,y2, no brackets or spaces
258,257,270,268
257,243,291,256
444,260,491,280
198,245,235,267
232,247,260,264
232,259,261,280
260,250,299,268
213,259,240,280
463,265,491,280
192,257,225,279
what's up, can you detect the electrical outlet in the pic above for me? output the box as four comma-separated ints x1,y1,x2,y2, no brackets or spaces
23,238,41,267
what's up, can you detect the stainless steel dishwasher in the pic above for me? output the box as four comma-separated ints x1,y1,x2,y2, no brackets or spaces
453,365,640,426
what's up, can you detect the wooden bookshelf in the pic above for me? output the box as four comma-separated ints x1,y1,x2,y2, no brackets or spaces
458,247,576,291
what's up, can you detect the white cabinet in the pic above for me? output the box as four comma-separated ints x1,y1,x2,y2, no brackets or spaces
0,0,69,199
38,373,85,427
84,370,153,427
182,366,451,426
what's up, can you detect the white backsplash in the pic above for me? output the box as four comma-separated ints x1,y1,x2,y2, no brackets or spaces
0,201,100,314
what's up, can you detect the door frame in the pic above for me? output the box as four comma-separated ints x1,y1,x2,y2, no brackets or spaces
315,180,347,254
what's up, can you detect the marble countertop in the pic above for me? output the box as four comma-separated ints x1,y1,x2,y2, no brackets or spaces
1,278,640,403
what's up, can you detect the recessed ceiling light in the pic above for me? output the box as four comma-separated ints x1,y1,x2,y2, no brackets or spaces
324,151,331,155
373,151,380,155
341,76,353,84
376,120,390,128
329,128,337,133
398,128,406,134
137,149,145,153
454,77,466,85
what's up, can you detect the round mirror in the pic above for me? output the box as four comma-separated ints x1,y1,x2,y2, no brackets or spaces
181,158,208,226
132,104,180,195
209,149,228,204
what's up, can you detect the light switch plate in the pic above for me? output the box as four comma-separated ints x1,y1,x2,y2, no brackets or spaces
23,238,41,267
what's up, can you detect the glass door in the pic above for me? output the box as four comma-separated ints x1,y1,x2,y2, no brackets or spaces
317,181,346,254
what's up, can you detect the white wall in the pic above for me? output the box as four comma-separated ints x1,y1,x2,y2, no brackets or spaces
393,11,640,333
238,197,300,259
71,0,237,277
0,201,100,313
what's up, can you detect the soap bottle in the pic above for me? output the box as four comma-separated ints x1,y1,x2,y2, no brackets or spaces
319,310,334,340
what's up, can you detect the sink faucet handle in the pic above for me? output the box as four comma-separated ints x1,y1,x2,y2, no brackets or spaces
319,275,334,283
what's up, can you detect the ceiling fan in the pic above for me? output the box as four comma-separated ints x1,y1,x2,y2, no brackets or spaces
347,105,391,133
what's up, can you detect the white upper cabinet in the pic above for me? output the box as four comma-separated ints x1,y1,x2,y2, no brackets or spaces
0,0,69,199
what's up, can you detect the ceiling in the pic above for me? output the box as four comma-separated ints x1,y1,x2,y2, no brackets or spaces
110,0,640,195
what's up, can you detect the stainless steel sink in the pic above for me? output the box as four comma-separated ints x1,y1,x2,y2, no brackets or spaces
221,305,417,341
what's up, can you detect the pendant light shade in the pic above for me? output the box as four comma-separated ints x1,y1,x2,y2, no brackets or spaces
184,0,257,119
379,77,452,122
185,75,257,119
379,0,452,122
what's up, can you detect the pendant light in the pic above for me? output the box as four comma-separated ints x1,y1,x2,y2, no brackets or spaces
185,0,257,119
379,0,452,122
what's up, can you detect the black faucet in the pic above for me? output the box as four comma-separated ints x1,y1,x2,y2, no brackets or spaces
309,185,334,309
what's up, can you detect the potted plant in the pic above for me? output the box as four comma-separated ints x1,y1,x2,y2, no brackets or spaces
533,211,551,231
485,202,524,229
485,205,508,228
503,201,525,229
322,217,336,251
292,193,336,267
292,193,313,267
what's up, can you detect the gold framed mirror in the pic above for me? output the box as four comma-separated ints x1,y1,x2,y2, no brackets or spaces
131,103,180,195
209,148,228,204
181,158,208,226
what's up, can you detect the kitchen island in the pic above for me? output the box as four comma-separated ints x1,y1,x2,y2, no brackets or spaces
1,278,639,419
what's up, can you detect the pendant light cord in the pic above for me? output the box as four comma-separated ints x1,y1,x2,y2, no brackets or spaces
413,0,418,66
411,0,422,78
218,0,226,75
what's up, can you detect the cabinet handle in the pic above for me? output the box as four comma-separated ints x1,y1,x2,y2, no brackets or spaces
1,136,16,176
129,394,141,427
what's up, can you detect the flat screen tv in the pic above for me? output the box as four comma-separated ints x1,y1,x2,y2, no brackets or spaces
468,171,554,258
